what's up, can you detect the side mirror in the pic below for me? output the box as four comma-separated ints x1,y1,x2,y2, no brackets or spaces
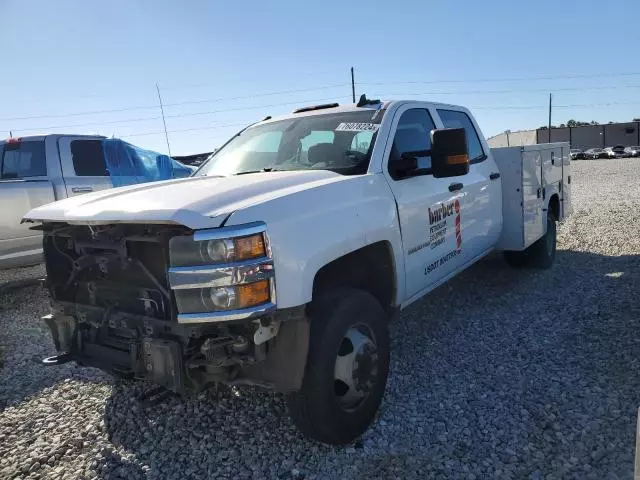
431,127,469,178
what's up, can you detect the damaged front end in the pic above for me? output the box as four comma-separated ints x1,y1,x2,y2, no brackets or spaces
39,221,308,394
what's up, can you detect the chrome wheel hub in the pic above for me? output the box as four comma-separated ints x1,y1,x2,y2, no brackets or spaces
334,325,378,410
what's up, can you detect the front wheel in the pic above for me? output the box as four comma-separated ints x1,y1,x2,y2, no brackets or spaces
286,289,390,445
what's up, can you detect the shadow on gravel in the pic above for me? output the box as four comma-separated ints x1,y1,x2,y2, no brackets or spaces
95,249,640,479
0,286,109,411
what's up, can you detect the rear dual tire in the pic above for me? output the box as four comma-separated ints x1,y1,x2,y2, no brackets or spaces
504,211,557,269
286,288,390,445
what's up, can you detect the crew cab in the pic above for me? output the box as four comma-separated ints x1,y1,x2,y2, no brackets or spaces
0,134,193,268
24,98,571,445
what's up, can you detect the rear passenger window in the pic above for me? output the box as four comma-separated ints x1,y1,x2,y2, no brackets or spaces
389,109,436,179
1,140,47,178
437,109,485,162
71,140,108,176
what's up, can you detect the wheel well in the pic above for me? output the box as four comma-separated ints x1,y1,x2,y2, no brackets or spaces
548,194,560,220
312,241,396,314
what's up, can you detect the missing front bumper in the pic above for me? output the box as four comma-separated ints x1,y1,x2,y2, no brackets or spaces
41,304,310,394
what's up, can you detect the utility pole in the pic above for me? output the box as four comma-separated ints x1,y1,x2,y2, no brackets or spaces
156,83,172,157
548,93,552,143
9,130,12,138
350,66,356,103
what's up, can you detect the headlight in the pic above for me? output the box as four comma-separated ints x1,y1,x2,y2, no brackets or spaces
174,280,271,313
168,222,275,322
169,232,266,266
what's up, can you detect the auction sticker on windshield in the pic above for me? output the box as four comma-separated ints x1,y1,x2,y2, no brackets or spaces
335,122,380,132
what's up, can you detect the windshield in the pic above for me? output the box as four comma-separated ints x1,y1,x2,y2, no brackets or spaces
196,109,384,177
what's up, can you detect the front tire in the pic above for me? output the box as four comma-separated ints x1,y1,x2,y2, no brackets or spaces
286,288,390,445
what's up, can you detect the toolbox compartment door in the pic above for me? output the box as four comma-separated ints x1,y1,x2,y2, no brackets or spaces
492,146,545,251
521,149,545,247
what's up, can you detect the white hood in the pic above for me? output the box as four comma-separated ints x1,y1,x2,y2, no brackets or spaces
24,171,346,229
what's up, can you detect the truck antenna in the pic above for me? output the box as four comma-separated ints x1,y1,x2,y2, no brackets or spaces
156,83,172,157
351,66,356,103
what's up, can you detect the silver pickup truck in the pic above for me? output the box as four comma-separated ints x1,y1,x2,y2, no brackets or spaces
0,134,193,268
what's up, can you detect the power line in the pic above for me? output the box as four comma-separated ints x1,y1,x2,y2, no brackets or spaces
474,101,640,110
360,71,640,86
0,83,350,123
5,79,640,125
15,70,640,104
9,95,351,134
161,83,348,108
120,121,253,139
163,95,351,119
12,115,163,133
1,104,160,122
370,84,640,97
160,68,344,91
556,101,640,108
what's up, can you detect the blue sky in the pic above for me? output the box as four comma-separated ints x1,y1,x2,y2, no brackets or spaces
1,0,640,155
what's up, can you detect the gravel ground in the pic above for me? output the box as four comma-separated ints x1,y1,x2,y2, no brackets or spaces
0,264,45,288
1,158,639,479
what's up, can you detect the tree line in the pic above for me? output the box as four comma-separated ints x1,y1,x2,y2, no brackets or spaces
539,119,640,129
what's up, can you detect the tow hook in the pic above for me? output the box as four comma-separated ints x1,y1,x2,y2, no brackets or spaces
41,353,73,366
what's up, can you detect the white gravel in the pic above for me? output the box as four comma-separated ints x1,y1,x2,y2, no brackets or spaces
1,158,640,479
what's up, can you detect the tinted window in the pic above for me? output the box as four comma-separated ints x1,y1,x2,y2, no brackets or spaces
1,140,46,178
437,109,485,162
71,140,108,176
390,108,436,177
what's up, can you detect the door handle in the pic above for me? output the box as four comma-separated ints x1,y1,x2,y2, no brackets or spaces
489,172,501,180
72,186,93,193
448,182,464,192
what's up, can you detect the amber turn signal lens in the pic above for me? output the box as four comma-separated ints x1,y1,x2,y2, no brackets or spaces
234,234,266,261
446,154,469,165
237,280,270,308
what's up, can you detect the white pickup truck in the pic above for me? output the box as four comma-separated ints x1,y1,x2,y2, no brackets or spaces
24,97,571,445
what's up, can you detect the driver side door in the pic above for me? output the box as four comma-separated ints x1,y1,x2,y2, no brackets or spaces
383,107,467,301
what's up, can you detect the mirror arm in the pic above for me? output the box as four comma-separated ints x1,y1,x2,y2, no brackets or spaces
401,149,432,159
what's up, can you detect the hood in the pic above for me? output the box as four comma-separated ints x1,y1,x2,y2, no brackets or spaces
24,170,346,229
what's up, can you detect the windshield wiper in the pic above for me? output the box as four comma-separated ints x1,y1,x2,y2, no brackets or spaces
235,167,278,175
